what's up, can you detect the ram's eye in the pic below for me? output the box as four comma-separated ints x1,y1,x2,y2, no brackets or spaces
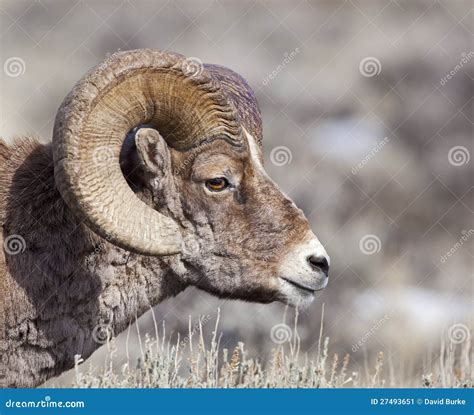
205,177,230,192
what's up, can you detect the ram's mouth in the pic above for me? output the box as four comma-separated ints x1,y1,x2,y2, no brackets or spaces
280,277,319,294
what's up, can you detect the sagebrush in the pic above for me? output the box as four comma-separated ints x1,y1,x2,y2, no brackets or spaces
68,309,472,388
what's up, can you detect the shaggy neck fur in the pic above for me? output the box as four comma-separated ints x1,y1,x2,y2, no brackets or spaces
0,139,195,387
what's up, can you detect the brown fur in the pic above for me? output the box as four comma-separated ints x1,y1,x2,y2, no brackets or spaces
0,128,313,387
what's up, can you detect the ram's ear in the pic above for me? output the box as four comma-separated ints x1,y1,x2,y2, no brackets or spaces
134,128,171,178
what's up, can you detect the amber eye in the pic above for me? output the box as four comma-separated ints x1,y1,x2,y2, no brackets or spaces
205,177,230,192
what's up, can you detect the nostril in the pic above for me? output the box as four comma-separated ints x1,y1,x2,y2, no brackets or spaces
307,255,329,275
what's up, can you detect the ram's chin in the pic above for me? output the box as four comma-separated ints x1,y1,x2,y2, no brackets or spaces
278,279,316,309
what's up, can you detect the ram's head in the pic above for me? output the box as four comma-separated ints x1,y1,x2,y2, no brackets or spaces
53,49,329,308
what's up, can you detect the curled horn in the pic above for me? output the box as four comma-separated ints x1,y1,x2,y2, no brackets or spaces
53,49,242,255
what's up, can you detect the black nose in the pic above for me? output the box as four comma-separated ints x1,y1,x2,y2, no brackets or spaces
307,255,329,276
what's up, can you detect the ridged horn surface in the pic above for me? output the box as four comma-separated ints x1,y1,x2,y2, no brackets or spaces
53,49,243,256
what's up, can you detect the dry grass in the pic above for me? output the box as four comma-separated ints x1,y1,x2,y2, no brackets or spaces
71,309,472,388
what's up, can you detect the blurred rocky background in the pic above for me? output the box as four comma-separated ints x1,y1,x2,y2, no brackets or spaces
1,0,472,385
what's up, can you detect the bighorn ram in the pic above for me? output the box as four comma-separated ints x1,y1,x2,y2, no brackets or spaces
0,49,329,387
